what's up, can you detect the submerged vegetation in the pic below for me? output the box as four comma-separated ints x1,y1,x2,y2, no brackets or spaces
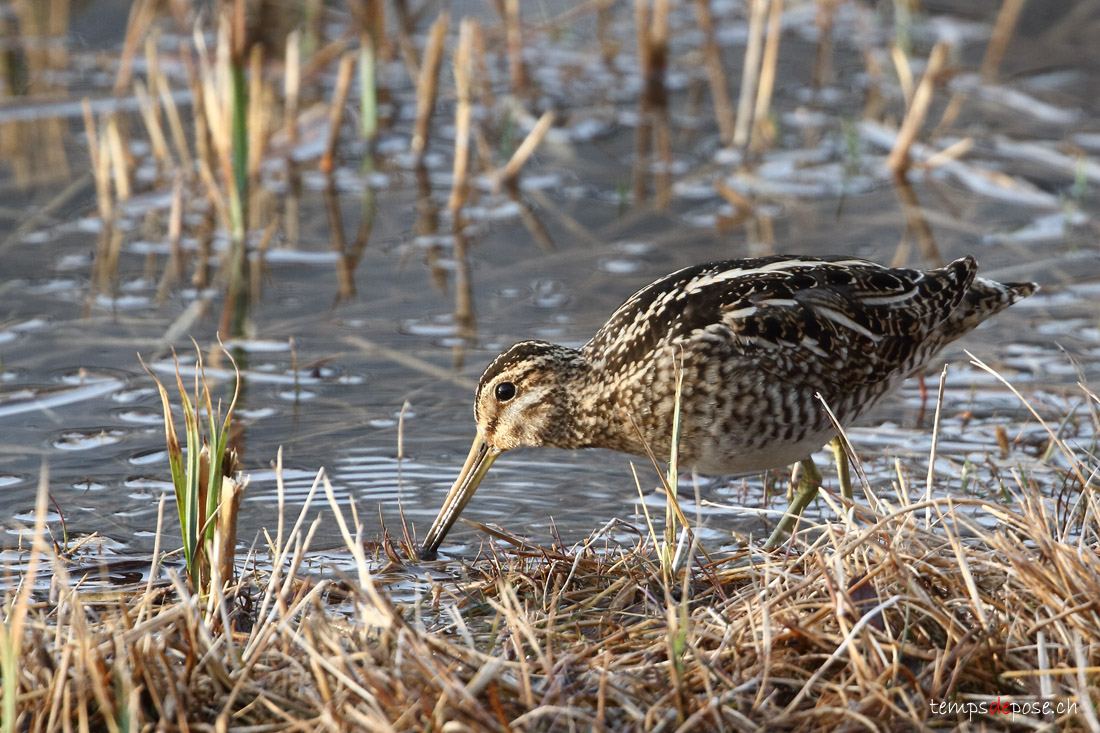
0,0,1099,729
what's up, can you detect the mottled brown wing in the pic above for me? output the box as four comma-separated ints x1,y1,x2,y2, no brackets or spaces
584,255,976,398
718,257,976,395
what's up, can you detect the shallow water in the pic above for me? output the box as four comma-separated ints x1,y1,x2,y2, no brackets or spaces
0,1,1097,578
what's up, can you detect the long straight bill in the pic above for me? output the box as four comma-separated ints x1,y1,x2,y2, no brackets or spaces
420,432,500,558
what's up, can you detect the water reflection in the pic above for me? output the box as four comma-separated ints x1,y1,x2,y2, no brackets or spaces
0,1,1095,578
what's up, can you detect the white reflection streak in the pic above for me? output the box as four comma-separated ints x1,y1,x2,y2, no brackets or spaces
0,379,124,418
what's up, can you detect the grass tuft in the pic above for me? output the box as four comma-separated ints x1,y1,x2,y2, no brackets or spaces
140,341,242,597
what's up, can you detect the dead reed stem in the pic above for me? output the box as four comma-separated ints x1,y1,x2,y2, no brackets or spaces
82,100,111,221
411,11,449,158
891,42,915,107
148,38,193,174
633,0,670,109
246,43,266,179
693,0,735,146
114,0,155,94
105,114,132,202
982,0,1026,81
448,19,475,217
320,51,357,175
504,0,527,95
887,41,948,174
155,174,184,301
493,110,555,189
134,79,173,172
734,0,768,148
936,0,1024,133
393,0,422,82
750,0,784,152
284,30,300,145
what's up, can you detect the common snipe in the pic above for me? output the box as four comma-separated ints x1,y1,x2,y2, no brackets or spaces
420,255,1036,556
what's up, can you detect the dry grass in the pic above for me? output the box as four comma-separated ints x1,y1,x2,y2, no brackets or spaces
8,3,1098,728
4,376,1099,731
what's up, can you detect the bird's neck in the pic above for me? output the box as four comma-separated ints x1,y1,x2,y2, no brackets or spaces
537,346,600,451
555,349,641,454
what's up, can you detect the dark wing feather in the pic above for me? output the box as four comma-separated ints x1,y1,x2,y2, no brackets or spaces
584,255,977,398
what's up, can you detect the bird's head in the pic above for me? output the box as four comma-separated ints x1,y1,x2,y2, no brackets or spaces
420,340,587,557
473,340,587,451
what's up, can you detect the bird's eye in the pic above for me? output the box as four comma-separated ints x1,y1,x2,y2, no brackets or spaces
494,382,517,402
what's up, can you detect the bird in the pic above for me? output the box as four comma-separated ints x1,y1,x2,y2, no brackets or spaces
419,254,1037,557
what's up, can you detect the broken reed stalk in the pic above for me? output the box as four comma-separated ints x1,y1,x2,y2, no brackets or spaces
106,114,132,202
146,37,187,172
320,51,357,175
492,110,554,189
936,0,1025,133
155,174,185,301
650,0,671,105
918,136,973,170
148,38,193,174
134,79,174,172
891,42,915,108
114,0,156,94
504,0,527,95
180,38,211,170
734,0,768,148
692,0,735,147
632,0,670,206
81,99,112,221
886,41,948,174
410,11,449,158
284,30,300,145
192,19,242,240
981,0,1026,82
634,0,669,108
246,43,265,180
448,19,475,216
750,0,783,152
393,0,422,82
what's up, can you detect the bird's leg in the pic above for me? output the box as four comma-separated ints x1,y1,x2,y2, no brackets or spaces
831,437,852,502
763,457,822,550
916,371,929,427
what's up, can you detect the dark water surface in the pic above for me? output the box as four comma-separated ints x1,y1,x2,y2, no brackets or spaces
0,1,1098,573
